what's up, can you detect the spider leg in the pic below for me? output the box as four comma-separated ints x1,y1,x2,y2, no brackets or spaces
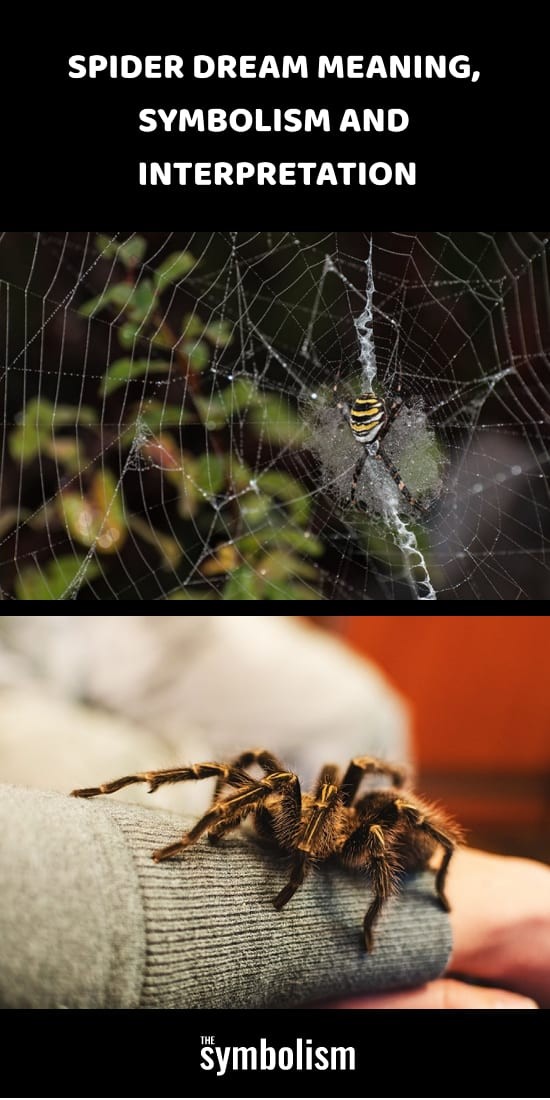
153,770,301,862
340,812,400,952
273,775,339,909
341,755,406,807
313,763,341,793
384,395,404,430
208,752,291,843
212,749,285,802
362,828,399,953
395,798,460,911
207,805,255,844
71,762,252,799
377,445,426,514
346,448,368,508
273,850,308,910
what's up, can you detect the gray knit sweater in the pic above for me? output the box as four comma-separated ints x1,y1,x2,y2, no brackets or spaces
0,783,452,1009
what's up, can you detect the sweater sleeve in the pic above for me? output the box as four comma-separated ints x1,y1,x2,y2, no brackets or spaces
0,784,452,1009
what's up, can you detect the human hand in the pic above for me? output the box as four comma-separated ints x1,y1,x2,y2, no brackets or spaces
322,845,549,1009
445,846,550,1007
317,977,537,1009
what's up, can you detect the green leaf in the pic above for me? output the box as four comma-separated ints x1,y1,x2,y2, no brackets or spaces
96,235,147,268
223,566,261,600
182,312,205,339
193,453,227,496
200,543,240,576
14,554,100,600
60,470,127,554
229,378,259,410
0,507,26,539
193,379,258,430
46,438,84,474
100,357,169,396
204,319,233,347
128,515,182,569
192,395,227,431
249,393,308,446
276,527,324,557
45,404,97,428
181,313,233,347
127,401,194,432
181,339,210,372
177,452,227,519
118,321,141,348
230,459,254,491
9,416,42,462
126,278,157,323
154,251,195,287
9,398,97,463
79,282,135,317
237,491,272,527
257,469,311,526
124,279,156,321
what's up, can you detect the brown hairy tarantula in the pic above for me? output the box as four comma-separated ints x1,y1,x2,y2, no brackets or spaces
72,750,462,951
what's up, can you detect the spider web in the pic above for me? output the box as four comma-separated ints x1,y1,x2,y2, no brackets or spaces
1,231,549,601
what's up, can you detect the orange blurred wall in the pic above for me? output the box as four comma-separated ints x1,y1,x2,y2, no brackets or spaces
342,616,550,771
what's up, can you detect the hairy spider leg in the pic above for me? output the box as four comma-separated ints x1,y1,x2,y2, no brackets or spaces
212,749,285,802
340,800,402,952
208,750,288,843
208,751,291,844
313,763,342,791
362,823,399,953
71,761,253,799
340,756,407,807
272,850,308,910
152,771,301,862
394,797,459,910
273,773,340,911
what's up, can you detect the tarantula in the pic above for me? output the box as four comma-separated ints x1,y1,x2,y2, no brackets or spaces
72,750,462,952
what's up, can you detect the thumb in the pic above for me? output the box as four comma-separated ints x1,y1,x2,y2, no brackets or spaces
317,978,539,1009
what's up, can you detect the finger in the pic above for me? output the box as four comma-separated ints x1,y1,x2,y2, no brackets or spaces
317,978,539,1009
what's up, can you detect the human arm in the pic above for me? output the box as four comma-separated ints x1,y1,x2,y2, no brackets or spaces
0,783,451,1009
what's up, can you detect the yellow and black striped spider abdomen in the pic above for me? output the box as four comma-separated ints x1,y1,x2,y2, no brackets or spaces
350,392,387,444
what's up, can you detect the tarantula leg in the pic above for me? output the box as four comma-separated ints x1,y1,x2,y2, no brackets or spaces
313,763,341,793
395,799,459,911
362,824,398,952
153,807,222,861
363,896,384,954
71,762,251,799
273,850,308,910
208,805,255,844
340,756,407,806
152,771,299,862
212,749,285,802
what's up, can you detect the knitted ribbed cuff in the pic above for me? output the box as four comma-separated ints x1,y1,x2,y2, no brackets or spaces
0,786,453,1009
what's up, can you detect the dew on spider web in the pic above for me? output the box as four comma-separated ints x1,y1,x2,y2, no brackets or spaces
1,231,549,601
